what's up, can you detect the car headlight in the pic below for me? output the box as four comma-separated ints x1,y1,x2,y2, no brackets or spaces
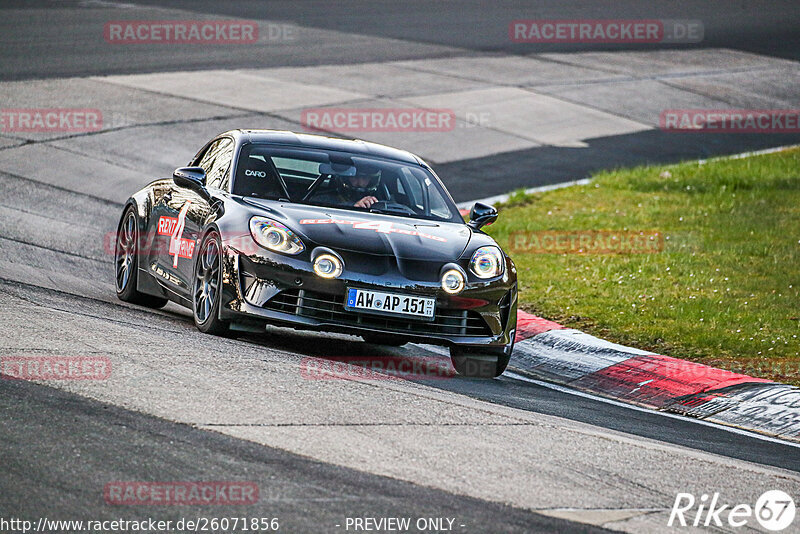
313,253,343,279
441,269,465,294
249,217,305,255
469,246,504,279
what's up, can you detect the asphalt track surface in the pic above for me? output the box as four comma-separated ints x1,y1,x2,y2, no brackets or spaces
3,0,800,79
1,1,800,533
1,377,596,533
3,1,800,201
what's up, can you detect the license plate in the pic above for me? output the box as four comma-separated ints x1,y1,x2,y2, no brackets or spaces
345,288,435,319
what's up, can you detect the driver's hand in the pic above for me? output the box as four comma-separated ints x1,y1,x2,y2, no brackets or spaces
354,196,378,208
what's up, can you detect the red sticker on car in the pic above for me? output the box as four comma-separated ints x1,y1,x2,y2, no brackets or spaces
158,203,195,265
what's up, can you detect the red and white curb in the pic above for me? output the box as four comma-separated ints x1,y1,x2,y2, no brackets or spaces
461,146,800,441
511,311,800,443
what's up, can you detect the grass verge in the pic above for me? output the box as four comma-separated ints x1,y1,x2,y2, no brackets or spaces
486,148,800,385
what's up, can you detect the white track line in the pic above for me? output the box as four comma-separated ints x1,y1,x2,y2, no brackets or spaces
456,179,591,210
696,143,800,165
504,371,800,449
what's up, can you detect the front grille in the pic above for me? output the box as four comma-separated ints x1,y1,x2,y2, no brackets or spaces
264,289,492,337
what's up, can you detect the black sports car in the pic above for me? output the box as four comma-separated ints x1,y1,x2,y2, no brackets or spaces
115,130,517,377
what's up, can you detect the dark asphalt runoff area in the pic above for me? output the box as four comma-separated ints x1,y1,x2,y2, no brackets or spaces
0,377,604,533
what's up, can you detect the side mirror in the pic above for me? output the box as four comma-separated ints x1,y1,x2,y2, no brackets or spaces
173,167,211,201
467,202,498,230
173,166,206,190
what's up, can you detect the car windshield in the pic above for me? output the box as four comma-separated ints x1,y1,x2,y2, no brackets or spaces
233,144,460,222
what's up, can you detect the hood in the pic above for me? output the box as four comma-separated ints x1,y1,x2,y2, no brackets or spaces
243,198,471,261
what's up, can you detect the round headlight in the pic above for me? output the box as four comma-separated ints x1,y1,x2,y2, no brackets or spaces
441,269,465,294
313,254,343,279
249,217,305,255
469,246,504,279
265,227,286,248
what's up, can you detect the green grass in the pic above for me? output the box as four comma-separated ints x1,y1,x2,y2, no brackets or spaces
486,148,800,384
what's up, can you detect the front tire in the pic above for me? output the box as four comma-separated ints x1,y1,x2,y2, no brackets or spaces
192,231,229,335
114,207,168,308
361,334,408,347
450,343,512,378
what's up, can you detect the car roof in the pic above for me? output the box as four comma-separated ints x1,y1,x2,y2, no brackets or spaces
230,129,424,166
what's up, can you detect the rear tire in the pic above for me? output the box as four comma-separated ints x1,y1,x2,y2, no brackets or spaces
361,334,408,347
114,207,169,309
192,231,229,336
450,343,512,378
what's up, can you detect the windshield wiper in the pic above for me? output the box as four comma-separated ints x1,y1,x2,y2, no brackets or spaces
244,192,285,202
369,202,416,216
369,208,409,217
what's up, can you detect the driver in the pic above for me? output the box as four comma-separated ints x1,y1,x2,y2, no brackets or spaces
316,165,382,208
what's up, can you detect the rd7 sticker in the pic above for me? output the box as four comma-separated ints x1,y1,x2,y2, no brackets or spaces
299,218,446,242
157,202,195,267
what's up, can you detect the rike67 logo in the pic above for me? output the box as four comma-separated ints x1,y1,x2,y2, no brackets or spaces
669,490,796,531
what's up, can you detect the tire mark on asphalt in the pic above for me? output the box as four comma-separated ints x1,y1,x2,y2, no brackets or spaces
0,169,124,207
0,277,188,333
0,113,255,153
0,202,103,231
0,235,109,264
85,79,359,141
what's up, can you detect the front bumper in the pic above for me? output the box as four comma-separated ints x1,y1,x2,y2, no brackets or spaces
219,242,517,348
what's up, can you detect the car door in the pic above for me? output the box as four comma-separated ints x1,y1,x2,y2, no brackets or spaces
174,137,234,285
153,137,233,295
